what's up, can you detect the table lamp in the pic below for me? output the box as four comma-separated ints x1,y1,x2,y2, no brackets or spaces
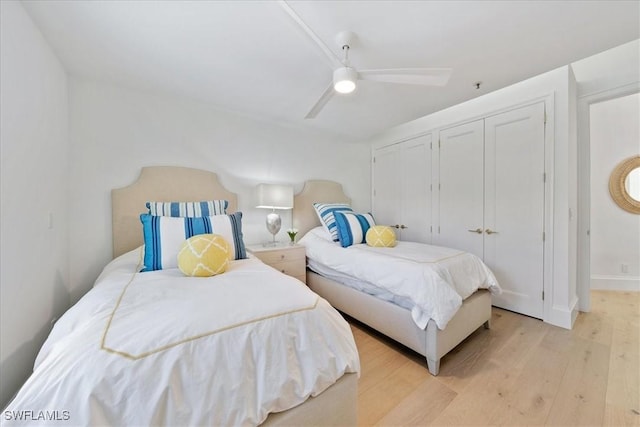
255,183,294,245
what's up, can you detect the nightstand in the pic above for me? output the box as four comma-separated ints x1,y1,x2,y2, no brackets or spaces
247,243,306,284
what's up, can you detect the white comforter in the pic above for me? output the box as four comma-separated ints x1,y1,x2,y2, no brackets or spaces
4,249,360,426
300,230,501,330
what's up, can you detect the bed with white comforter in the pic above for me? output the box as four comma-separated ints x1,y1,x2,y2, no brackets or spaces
292,179,500,376
300,228,501,330
4,249,360,426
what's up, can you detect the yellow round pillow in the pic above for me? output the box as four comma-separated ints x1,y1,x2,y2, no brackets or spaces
366,225,397,248
178,234,230,277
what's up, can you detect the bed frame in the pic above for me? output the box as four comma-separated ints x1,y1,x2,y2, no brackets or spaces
111,166,357,426
293,180,492,375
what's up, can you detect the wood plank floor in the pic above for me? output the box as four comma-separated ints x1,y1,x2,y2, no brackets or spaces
351,290,639,426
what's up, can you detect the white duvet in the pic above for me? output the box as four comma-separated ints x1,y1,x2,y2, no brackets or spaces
300,229,501,330
3,249,360,426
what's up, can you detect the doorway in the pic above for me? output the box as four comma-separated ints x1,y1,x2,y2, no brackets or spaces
577,86,640,311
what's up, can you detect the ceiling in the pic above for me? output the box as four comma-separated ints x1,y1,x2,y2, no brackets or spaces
21,0,640,140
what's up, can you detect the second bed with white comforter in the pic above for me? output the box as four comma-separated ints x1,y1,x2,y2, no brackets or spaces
300,228,501,330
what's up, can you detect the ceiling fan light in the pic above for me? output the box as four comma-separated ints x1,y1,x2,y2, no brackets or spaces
333,67,357,94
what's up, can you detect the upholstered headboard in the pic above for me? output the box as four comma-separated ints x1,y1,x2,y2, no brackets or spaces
292,180,351,238
111,166,238,258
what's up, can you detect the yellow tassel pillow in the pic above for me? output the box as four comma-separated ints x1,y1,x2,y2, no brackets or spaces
178,234,230,277
366,225,397,248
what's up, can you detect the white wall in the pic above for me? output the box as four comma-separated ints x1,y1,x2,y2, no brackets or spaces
0,1,70,408
68,79,370,301
589,93,640,290
369,65,578,329
572,40,640,98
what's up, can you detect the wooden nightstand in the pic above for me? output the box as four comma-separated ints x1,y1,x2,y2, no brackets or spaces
247,243,306,284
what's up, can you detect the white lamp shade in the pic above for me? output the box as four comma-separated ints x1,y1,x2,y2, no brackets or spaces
255,184,294,210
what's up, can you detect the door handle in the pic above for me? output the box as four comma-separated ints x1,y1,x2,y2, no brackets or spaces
485,229,498,235
400,225,408,229
394,224,400,229
467,228,483,234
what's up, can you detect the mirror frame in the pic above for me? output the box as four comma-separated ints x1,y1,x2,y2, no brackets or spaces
609,155,640,214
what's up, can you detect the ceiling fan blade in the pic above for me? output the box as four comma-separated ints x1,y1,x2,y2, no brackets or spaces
277,1,342,70
359,68,452,86
305,83,335,119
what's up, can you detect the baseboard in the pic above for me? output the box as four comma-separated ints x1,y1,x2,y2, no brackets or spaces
546,300,576,330
570,297,579,326
591,275,640,291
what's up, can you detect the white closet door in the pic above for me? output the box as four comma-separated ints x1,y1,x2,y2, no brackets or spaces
484,102,545,318
400,134,432,243
373,144,401,228
437,120,484,257
373,135,432,242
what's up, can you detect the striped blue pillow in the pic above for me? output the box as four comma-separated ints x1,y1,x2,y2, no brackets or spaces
334,211,376,248
146,200,228,217
313,203,353,241
141,212,246,272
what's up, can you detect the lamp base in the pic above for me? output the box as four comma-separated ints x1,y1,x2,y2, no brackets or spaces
266,212,281,245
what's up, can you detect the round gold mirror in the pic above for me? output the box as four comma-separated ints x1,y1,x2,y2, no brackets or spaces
609,155,640,214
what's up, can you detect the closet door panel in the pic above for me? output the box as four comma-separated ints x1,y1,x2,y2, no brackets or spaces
437,120,484,257
400,135,431,243
373,145,401,228
485,102,545,318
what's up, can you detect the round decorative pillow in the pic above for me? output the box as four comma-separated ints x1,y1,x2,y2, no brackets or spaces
366,225,397,248
178,234,230,277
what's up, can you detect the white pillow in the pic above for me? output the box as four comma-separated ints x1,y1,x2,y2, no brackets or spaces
306,226,334,242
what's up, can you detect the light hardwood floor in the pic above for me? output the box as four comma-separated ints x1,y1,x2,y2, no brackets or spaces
351,290,639,426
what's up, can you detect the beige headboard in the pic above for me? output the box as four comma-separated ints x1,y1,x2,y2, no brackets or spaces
111,166,238,258
292,180,351,238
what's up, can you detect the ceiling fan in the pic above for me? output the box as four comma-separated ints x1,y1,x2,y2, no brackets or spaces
278,1,452,119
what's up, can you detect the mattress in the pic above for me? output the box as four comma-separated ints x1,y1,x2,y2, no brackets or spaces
307,258,417,312
4,249,360,426
299,228,501,330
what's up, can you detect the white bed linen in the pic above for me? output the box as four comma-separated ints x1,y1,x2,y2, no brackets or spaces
4,249,359,427
307,258,416,311
299,228,501,330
